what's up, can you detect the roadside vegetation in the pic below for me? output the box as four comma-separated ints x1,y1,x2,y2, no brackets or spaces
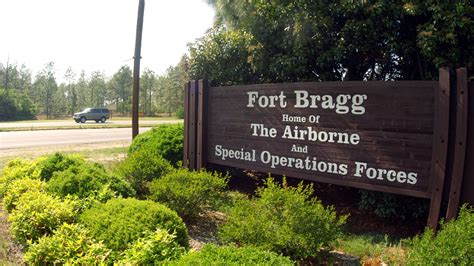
0,123,472,265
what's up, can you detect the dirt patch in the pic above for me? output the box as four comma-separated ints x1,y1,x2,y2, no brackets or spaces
0,206,23,265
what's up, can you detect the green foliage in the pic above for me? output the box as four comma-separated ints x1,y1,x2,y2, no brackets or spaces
117,148,173,196
38,152,87,181
120,228,187,264
175,106,184,119
0,158,43,196
188,26,257,86
168,244,294,265
23,223,112,265
128,123,184,166
194,2,473,84
47,163,134,200
338,234,405,265
79,198,188,253
3,178,46,213
406,206,474,265
8,191,76,245
358,190,428,220
219,178,346,260
0,88,36,121
148,169,228,219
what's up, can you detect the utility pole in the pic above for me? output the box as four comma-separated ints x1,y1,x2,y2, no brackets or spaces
132,0,145,139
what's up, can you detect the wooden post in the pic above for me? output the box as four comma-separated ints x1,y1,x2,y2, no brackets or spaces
427,68,451,230
132,0,145,139
446,68,468,220
197,79,208,170
183,82,190,168
188,80,198,170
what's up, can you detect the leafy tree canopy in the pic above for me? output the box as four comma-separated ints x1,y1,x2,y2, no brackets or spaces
192,1,473,85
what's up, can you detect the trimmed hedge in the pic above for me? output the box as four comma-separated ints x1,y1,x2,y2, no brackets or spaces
24,223,112,265
168,244,294,265
3,178,46,213
219,178,346,260
117,149,172,196
147,169,228,219
79,198,188,253
120,229,187,264
128,123,184,166
8,191,76,245
47,163,134,200
0,158,43,196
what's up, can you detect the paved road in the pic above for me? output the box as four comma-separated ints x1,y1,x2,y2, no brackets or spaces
0,119,181,128
0,127,151,150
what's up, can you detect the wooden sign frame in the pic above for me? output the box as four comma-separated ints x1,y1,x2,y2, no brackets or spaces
184,69,465,229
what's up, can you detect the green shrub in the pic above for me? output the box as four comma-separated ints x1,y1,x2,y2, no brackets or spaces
219,178,346,260
117,149,173,196
24,223,112,265
175,107,185,119
406,205,474,265
47,163,134,200
168,244,294,265
79,198,188,253
8,191,76,245
148,169,228,219
128,123,184,166
0,158,43,196
358,190,428,220
120,228,187,264
3,178,46,213
0,88,36,121
38,152,87,181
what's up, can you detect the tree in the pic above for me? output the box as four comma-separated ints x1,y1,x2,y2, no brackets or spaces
64,67,77,115
33,62,58,118
109,66,132,115
197,1,473,84
140,68,156,116
89,71,107,107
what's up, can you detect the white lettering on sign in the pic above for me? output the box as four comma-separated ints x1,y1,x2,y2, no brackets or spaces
353,162,418,184
247,90,367,115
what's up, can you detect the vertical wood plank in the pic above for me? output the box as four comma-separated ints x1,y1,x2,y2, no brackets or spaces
189,80,198,170
446,68,468,220
197,79,208,170
183,82,190,168
427,68,451,230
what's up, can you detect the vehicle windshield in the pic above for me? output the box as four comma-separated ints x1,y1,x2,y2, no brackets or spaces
82,108,91,112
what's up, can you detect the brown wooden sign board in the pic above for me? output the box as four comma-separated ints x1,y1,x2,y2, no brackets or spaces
185,69,456,229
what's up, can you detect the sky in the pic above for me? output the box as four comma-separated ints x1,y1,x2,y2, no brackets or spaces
0,0,215,83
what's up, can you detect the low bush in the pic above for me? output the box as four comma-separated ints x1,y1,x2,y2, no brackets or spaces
47,163,134,200
3,178,46,213
128,123,184,166
117,149,173,196
148,169,228,219
358,190,429,220
0,158,43,196
79,198,188,253
219,178,346,260
120,228,187,264
406,205,474,265
168,244,294,265
175,107,184,119
38,152,87,181
23,223,112,265
8,191,76,245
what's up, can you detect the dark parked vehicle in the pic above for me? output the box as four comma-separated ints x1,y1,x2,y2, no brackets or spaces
73,108,110,123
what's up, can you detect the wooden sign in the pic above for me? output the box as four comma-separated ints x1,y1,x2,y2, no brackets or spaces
184,69,452,229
